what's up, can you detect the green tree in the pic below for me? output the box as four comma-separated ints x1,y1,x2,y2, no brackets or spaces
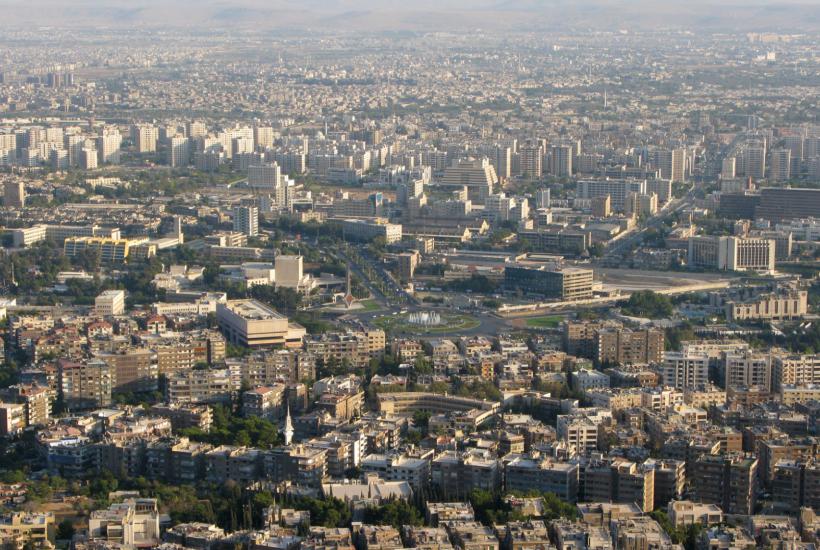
57,519,75,540
363,500,423,528
620,290,674,319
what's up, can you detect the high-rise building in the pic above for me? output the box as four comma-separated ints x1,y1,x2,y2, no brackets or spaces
275,255,307,290
624,192,658,217
744,146,766,179
655,149,686,182
535,188,551,208
132,124,159,153
595,327,665,366
253,126,275,150
50,148,69,170
397,250,420,283
96,132,122,164
773,354,820,391
519,144,543,180
168,137,190,168
248,162,282,190
591,195,611,218
3,180,25,208
782,136,804,163
691,455,757,515
439,157,498,205
494,146,511,179
661,351,710,389
550,145,573,178
233,205,259,237
186,121,207,139
80,148,98,169
724,350,772,391
721,157,737,179
64,134,85,167
57,358,113,409
687,236,775,272
769,148,791,181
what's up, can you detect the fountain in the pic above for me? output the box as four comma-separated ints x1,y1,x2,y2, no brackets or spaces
407,311,442,326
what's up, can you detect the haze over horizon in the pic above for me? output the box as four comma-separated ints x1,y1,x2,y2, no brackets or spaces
0,0,818,32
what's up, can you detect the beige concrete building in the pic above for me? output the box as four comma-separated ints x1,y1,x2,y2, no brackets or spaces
773,354,820,390
725,290,808,322
216,299,306,348
95,290,125,316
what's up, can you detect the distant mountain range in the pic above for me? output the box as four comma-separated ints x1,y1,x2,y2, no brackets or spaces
0,0,817,32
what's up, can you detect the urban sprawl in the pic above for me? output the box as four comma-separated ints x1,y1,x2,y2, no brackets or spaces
0,23,818,550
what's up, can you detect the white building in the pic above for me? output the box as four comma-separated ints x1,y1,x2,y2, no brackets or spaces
233,206,259,237
88,498,161,548
661,351,710,390
571,369,610,392
95,290,125,317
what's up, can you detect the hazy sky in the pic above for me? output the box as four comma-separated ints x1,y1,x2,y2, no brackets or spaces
0,0,817,31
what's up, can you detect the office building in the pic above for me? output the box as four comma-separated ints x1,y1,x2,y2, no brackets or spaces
275,255,310,291
249,162,282,189
338,218,402,244
769,149,791,181
439,158,498,204
655,149,685,182
744,146,766,179
95,290,125,316
88,498,161,548
687,236,775,272
756,187,820,222
725,289,808,322
216,299,306,348
576,179,646,211
64,237,155,262
504,265,594,301
721,157,737,179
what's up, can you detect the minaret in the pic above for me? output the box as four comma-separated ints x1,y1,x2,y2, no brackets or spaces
283,404,294,446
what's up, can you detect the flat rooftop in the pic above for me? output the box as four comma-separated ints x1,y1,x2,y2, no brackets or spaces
224,299,285,320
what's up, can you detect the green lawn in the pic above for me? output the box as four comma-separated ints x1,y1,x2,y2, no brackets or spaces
374,312,480,334
357,299,383,312
525,315,564,328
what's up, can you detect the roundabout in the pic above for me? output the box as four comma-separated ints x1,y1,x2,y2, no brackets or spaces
373,310,481,335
